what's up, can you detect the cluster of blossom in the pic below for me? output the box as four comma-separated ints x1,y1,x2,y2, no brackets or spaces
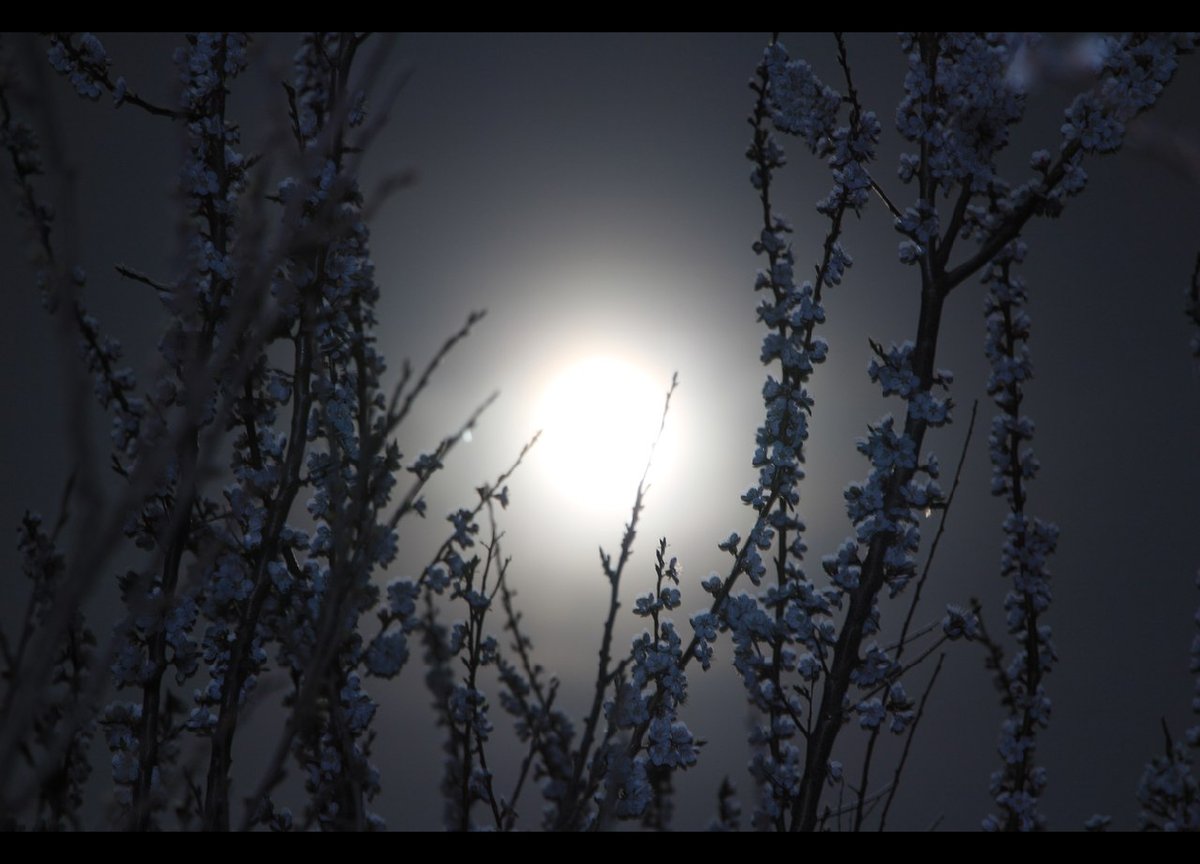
891,31,1198,831
120,32,253,784
895,34,1026,196
241,33,395,831
715,40,868,827
834,340,950,725
724,36,967,830
17,512,67,620
5,32,418,830
966,37,1197,832
593,540,697,824
2,36,168,828
979,244,1058,832
1,41,144,452
733,31,1166,831
108,32,260,828
993,35,1194,238
1061,34,1192,155
891,31,1031,292
424,504,506,831
46,33,107,101
721,37,962,830
1038,34,1196,216
359,434,540,831
5,30,1200,834
0,514,97,829
100,702,143,808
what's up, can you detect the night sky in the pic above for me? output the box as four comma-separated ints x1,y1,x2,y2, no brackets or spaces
2,33,1199,830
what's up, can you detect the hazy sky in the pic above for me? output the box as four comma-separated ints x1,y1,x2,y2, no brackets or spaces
3,33,1199,830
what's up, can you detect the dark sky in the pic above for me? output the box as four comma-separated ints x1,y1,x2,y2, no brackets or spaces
2,33,1199,830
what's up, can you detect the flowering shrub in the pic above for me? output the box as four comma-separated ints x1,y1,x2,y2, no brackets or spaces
0,32,1197,831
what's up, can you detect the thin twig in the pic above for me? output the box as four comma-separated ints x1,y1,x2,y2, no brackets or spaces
388,309,487,432
559,373,677,829
878,652,946,831
896,399,980,658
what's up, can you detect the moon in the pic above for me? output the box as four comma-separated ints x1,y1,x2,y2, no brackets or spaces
533,356,677,517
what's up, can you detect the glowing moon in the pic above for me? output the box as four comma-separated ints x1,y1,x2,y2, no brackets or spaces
533,356,676,515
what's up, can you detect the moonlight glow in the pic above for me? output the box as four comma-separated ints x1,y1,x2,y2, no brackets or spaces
533,356,676,515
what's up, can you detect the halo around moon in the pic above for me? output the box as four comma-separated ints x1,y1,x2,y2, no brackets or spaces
532,355,676,516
